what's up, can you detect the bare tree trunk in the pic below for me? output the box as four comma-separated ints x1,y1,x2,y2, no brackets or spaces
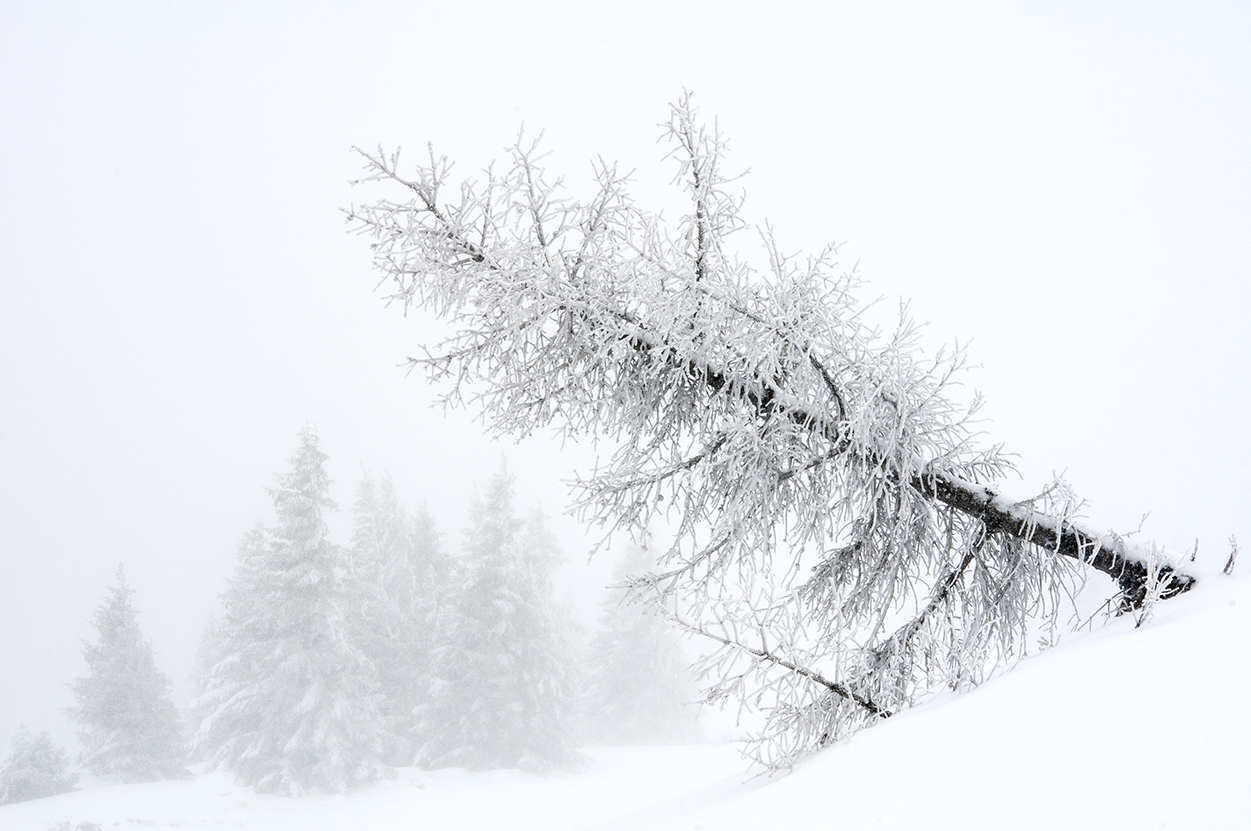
917,472,1195,608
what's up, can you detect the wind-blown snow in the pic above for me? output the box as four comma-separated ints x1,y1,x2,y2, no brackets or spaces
4,564,1246,830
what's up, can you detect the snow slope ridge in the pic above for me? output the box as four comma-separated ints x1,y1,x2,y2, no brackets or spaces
657,561,1250,831
3,565,1246,830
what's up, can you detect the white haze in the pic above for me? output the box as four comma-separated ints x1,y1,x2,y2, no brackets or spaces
4,564,1248,828
1,2,1249,757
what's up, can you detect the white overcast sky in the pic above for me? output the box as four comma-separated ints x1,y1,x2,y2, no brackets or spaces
2,2,1249,751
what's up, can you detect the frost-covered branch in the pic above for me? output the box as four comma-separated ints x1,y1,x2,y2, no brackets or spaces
670,610,890,719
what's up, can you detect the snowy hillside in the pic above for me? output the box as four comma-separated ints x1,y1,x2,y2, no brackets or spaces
4,562,1246,831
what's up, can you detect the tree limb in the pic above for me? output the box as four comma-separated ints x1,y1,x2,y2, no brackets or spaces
672,614,890,719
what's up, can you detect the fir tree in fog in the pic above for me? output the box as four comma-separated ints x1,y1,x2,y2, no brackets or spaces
192,428,388,794
583,541,703,745
415,463,580,772
0,727,77,805
347,473,450,763
66,566,185,782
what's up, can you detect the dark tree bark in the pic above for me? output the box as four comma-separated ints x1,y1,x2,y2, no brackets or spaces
917,473,1195,608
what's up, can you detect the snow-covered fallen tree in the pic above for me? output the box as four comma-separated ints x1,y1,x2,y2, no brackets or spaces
346,95,1194,767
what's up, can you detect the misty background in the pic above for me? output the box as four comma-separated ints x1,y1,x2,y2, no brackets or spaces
2,2,1248,755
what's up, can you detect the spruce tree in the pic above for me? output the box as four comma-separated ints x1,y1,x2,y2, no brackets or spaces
583,542,703,745
67,566,186,782
347,473,449,762
0,727,77,804
193,428,388,794
414,463,579,771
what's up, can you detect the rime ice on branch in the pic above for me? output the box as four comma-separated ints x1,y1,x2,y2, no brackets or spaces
347,96,1194,767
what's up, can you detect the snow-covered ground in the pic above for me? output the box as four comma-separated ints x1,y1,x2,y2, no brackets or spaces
4,562,1247,831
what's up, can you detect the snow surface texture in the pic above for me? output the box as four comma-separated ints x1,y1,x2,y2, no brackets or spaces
3,562,1246,830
